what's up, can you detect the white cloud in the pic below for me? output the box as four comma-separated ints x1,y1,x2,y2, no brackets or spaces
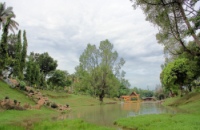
4,0,164,89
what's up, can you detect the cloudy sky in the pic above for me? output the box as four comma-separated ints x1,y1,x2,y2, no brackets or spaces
5,0,164,90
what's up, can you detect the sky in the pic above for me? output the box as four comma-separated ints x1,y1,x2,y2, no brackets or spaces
4,0,164,90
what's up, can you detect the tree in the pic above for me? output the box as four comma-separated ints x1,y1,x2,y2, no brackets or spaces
48,69,71,89
0,18,10,75
13,30,22,78
2,30,28,78
160,58,197,95
0,2,18,32
25,54,40,86
75,39,127,102
25,52,57,88
37,52,57,78
20,30,27,75
131,0,200,56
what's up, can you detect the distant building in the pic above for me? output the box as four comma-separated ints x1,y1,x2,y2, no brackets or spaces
142,97,156,101
121,92,140,102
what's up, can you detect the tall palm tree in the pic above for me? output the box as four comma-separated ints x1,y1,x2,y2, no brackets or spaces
0,2,18,33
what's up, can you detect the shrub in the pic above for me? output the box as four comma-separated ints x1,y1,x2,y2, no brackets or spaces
46,102,51,106
19,81,26,90
5,96,9,99
51,103,58,109
14,100,17,105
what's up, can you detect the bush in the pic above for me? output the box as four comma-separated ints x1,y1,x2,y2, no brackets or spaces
51,103,58,109
14,100,17,105
19,81,26,90
5,96,9,99
46,101,51,106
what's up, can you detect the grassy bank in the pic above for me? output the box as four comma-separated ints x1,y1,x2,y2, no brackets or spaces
0,80,36,106
163,92,200,114
115,92,200,130
41,90,117,107
0,80,117,129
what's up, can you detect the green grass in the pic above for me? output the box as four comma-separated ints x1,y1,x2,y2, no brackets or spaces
33,119,115,130
0,125,25,130
0,108,57,130
0,80,117,129
0,80,35,105
115,92,200,130
41,90,117,107
115,114,200,130
163,92,200,114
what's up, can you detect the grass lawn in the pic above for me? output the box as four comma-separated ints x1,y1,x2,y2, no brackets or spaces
115,92,200,130
33,119,115,130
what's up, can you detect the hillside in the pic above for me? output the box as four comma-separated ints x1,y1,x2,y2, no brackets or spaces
163,92,200,114
0,80,36,106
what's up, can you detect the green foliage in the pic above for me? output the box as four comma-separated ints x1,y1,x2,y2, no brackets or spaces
48,69,71,88
130,87,154,98
50,102,58,108
20,30,27,75
25,52,58,88
0,18,10,75
131,0,200,94
19,80,26,90
131,0,200,51
13,30,22,78
25,55,41,86
75,40,129,101
161,58,197,94
0,2,18,33
118,84,129,97
37,52,57,77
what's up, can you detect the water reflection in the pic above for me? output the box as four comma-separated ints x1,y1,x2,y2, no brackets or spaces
121,102,140,112
55,102,176,127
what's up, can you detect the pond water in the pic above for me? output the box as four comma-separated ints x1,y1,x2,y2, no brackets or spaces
56,102,176,127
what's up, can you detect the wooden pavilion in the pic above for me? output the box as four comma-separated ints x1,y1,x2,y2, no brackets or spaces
121,92,140,102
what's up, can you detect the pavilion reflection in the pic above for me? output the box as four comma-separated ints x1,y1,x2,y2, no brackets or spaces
121,102,141,112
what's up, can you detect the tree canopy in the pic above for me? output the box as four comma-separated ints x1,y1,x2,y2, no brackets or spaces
75,39,129,102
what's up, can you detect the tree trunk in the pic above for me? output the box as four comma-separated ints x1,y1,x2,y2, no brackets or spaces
179,4,200,47
188,85,192,92
180,85,183,97
99,90,104,103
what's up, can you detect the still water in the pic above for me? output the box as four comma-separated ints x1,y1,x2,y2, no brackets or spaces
56,102,175,127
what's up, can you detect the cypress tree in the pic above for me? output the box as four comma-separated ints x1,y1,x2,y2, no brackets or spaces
0,18,10,75
20,30,28,79
13,30,22,78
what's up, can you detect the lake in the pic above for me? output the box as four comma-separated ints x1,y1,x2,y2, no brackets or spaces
55,102,176,127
